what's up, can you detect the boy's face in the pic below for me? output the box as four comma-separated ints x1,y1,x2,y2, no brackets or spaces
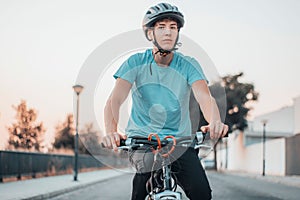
148,19,179,51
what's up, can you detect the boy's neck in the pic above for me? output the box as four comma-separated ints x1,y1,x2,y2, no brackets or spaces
152,48,174,67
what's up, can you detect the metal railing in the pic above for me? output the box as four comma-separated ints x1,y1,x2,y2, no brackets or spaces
0,150,104,182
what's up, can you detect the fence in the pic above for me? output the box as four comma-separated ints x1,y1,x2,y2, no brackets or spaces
0,150,105,182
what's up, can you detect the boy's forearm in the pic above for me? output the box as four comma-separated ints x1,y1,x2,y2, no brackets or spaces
200,96,221,123
209,98,221,122
104,100,118,134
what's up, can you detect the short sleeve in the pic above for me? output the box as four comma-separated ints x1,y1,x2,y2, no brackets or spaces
187,57,208,86
113,55,138,84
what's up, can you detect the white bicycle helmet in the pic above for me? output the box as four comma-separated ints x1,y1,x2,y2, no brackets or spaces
143,3,184,41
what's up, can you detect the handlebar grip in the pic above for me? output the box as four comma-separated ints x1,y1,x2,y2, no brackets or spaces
120,139,126,146
120,138,133,147
195,131,209,143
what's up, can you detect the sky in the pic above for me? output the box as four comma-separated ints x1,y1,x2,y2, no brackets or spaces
1,0,300,150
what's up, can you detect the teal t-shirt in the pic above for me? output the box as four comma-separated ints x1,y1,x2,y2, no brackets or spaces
114,49,207,139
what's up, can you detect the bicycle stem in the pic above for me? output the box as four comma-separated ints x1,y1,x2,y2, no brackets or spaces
163,165,172,190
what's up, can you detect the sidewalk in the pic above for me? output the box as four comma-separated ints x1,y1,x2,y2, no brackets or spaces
0,168,126,200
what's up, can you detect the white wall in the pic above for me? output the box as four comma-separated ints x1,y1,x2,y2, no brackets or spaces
226,133,247,171
265,139,286,175
219,132,286,176
217,95,299,175
294,96,300,134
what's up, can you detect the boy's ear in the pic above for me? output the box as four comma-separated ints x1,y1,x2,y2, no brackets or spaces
147,29,154,41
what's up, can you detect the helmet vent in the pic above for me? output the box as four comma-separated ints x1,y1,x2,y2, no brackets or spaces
161,3,168,9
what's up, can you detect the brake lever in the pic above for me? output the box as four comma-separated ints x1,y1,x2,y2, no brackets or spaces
118,146,131,150
118,144,144,151
195,131,213,150
195,131,209,144
194,144,213,151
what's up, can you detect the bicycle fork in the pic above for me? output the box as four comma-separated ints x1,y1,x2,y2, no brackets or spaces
162,162,172,190
149,157,182,200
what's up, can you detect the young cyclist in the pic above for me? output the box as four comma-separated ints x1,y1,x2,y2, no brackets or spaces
103,3,228,200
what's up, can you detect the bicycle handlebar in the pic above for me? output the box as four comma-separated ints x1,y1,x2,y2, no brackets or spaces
119,131,213,151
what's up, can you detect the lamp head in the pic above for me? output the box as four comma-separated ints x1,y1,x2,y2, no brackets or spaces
73,85,84,95
261,119,268,126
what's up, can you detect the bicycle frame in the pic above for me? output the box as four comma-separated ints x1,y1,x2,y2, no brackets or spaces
146,151,182,200
119,131,212,200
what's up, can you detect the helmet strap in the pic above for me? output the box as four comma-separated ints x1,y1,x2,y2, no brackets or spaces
152,30,180,57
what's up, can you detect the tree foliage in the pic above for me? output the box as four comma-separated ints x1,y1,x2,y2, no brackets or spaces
195,72,259,170
52,115,101,154
197,72,259,133
53,114,75,150
79,123,102,154
7,100,45,151
221,72,259,132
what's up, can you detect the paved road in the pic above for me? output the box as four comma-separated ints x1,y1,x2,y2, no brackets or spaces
49,171,300,200
208,171,299,200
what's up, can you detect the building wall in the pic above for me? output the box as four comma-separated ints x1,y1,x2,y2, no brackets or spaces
293,96,300,134
218,95,300,175
265,138,286,175
225,133,247,171
286,134,300,175
220,132,286,175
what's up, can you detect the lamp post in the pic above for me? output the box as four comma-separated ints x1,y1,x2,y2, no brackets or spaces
73,84,84,181
261,119,268,176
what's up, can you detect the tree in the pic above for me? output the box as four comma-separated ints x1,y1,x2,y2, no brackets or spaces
79,123,102,154
53,114,75,151
52,115,101,154
197,72,259,134
195,72,259,169
7,100,45,151
221,72,259,133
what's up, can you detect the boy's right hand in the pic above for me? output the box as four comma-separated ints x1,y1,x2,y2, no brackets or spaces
102,132,127,151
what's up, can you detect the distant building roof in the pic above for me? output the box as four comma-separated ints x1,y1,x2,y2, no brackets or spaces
244,130,294,138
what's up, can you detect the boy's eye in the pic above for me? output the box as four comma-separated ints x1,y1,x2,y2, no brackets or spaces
158,26,165,29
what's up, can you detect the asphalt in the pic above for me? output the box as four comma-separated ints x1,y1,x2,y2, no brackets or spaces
0,169,300,200
221,170,300,189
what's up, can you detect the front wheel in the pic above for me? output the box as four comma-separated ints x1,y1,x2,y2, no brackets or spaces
145,196,178,200
145,192,182,200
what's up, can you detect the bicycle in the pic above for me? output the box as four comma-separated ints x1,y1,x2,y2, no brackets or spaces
119,131,213,200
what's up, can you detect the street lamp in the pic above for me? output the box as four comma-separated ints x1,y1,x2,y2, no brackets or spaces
73,84,84,181
261,119,268,176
